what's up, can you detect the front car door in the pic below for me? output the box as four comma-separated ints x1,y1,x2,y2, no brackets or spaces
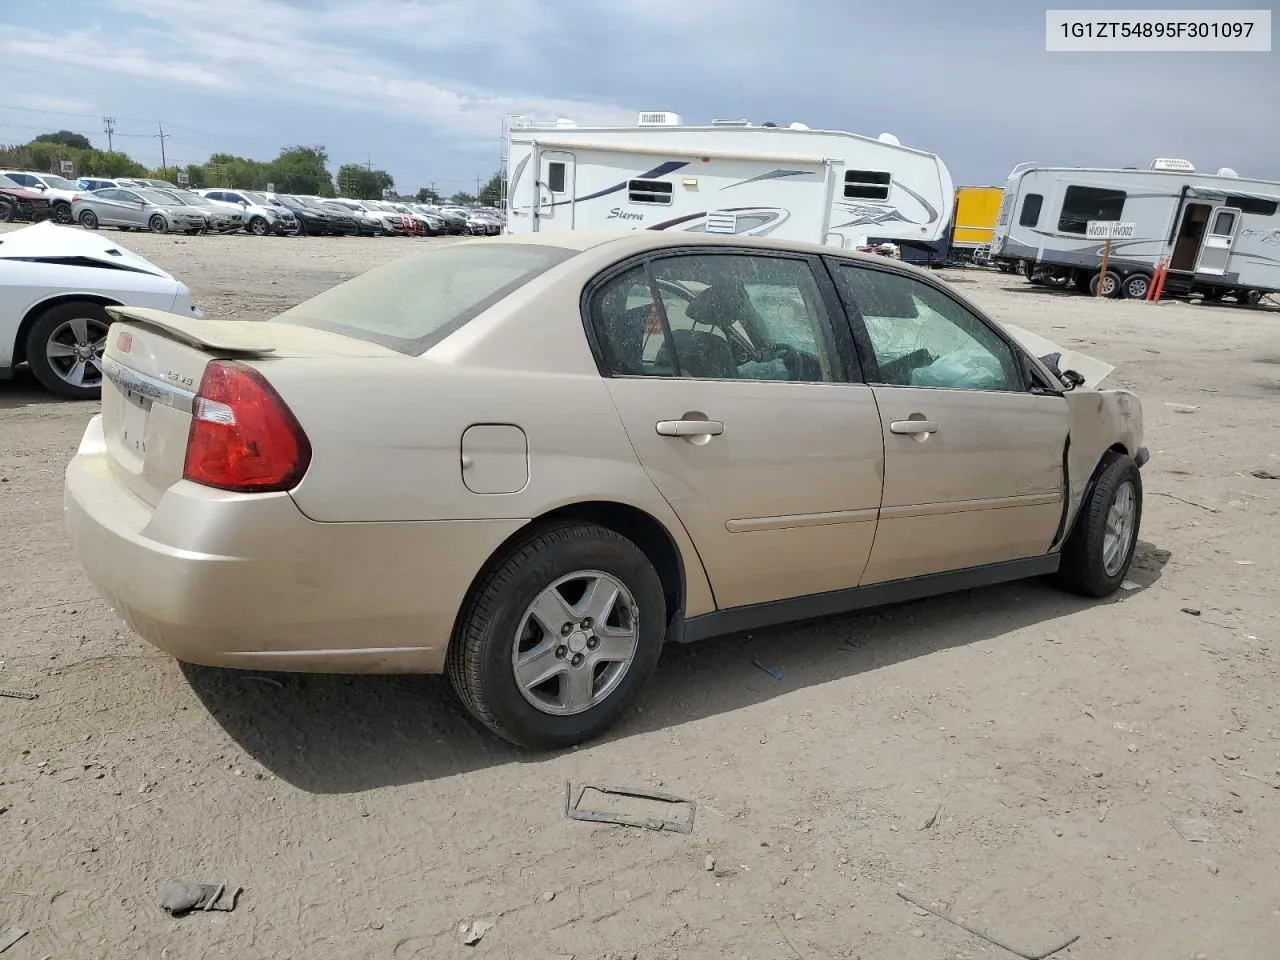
586,249,885,610
827,259,1068,584
1194,206,1242,277
113,189,148,227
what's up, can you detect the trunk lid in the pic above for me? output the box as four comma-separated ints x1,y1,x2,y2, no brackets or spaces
100,306,398,506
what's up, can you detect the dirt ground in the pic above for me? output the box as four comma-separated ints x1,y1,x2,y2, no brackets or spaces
2,225,1279,960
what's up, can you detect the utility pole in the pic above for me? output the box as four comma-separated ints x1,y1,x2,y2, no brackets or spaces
365,153,372,172
103,117,116,152
156,122,169,176
476,174,482,196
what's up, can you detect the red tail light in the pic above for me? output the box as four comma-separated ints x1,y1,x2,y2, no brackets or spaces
183,360,311,493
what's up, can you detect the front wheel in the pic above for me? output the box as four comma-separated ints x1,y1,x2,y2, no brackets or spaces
78,209,99,229
248,216,270,236
53,202,73,224
0,199,14,223
447,522,666,749
149,213,168,233
1056,454,1142,597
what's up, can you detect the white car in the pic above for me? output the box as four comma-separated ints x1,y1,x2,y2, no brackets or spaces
196,189,298,236
0,221,201,399
0,170,80,224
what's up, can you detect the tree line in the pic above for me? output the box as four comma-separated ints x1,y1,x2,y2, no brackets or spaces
0,130,502,205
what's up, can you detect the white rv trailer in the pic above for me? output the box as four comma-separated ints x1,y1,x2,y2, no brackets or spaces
991,159,1280,303
502,113,955,264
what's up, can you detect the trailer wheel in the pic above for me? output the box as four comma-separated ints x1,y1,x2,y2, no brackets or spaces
1072,271,1093,293
1089,270,1121,298
1236,289,1262,305
1121,272,1152,300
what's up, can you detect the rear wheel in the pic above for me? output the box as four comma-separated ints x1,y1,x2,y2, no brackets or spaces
53,202,73,224
447,522,666,749
149,213,168,233
78,209,99,229
1121,272,1152,300
1056,454,1142,597
24,301,112,400
1089,270,1121,298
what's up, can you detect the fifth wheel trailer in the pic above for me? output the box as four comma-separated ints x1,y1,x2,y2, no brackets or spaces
502,113,955,264
990,159,1280,302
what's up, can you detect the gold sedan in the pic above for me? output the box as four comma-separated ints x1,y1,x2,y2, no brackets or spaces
64,231,1147,748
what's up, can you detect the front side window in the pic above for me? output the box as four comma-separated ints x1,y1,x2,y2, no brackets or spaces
1057,185,1126,235
831,263,1022,392
589,254,846,383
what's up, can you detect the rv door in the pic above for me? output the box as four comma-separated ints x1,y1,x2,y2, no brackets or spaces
535,150,575,231
1194,206,1242,276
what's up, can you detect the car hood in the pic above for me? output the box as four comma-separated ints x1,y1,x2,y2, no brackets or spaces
1001,323,1115,389
0,220,175,278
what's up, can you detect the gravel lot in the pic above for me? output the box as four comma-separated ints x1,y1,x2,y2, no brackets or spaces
2,224,1279,960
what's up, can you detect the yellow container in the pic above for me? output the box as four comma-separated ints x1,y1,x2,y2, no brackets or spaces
952,186,1003,248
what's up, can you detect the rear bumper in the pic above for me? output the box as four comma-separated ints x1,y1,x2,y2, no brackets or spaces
64,416,526,674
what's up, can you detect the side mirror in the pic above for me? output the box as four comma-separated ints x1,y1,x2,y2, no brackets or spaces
35,183,47,191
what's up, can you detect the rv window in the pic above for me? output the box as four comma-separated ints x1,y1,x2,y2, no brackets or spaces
547,162,566,194
1018,194,1043,227
1057,186,1126,235
1212,210,1237,235
843,170,891,201
1226,194,1278,217
628,179,673,204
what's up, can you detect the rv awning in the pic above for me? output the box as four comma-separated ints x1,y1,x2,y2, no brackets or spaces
515,138,831,166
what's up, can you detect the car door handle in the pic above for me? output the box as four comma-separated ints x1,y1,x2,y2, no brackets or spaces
889,419,939,435
656,419,724,437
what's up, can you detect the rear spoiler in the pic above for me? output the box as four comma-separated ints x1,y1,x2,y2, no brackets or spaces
105,305,277,355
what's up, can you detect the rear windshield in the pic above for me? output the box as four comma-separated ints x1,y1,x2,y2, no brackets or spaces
271,243,577,355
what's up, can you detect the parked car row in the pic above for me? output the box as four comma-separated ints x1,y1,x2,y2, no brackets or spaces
0,169,508,238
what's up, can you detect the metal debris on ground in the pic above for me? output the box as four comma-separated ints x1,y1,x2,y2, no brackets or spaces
0,689,38,701
1169,817,1225,843
896,889,1079,960
751,659,785,682
0,928,28,954
158,880,242,916
1251,470,1280,480
1181,608,1202,617
564,781,696,833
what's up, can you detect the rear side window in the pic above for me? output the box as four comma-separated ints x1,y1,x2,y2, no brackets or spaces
273,243,577,355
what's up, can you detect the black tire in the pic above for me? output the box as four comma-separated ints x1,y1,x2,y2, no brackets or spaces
24,301,113,400
1089,270,1121,298
0,199,14,223
447,521,667,750
1072,271,1093,293
53,202,73,224
1121,272,1152,300
78,209,99,229
149,213,168,233
248,216,269,236
1055,454,1143,597
1237,289,1262,305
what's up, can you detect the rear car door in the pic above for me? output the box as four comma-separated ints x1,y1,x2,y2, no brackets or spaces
587,249,885,611
827,259,1068,584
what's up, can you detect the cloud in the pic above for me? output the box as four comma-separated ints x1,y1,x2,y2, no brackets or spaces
0,26,235,90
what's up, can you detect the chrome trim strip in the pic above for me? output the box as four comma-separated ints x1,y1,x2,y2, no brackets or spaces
101,354,196,413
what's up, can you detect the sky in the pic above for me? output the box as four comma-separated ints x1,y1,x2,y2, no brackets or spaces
1,0,1276,195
